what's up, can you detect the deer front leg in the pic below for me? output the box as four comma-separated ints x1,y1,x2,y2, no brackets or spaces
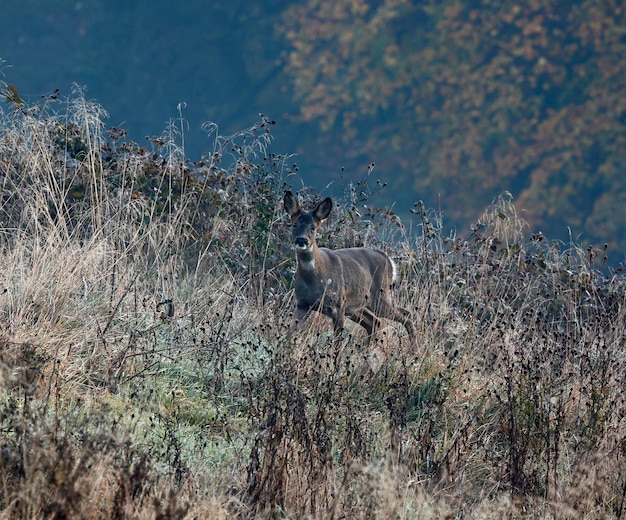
325,301,345,337
288,304,311,338
331,313,345,336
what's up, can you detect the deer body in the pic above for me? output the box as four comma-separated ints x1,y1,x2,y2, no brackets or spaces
284,190,416,340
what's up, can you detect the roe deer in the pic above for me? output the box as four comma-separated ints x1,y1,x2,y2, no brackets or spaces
284,190,416,342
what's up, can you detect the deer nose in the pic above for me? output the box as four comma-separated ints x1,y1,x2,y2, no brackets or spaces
295,237,309,248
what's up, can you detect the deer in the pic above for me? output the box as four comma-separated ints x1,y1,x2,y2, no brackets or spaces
284,190,416,344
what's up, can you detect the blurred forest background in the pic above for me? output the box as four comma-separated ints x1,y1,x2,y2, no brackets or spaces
2,0,625,261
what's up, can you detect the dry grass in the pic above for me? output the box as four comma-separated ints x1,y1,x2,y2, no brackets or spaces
0,86,625,519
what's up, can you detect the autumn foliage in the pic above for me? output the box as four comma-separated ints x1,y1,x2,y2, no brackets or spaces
280,0,626,254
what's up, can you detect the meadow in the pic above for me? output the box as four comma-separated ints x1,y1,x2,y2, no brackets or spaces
0,87,625,519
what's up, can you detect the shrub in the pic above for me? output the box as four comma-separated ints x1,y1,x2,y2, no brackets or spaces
0,83,624,519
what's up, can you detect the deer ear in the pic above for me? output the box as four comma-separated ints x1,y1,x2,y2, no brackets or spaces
284,190,301,217
315,197,333,221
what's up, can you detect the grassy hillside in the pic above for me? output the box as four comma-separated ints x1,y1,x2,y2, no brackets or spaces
0,87,625,519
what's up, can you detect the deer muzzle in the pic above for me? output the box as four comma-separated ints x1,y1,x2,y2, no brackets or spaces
294,237,310,249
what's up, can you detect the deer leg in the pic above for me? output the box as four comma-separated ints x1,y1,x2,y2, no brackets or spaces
329,308,345,336
390,305,417,339
288,304,312,337
376,299,417,340
352,308,385,342
324,296,346,337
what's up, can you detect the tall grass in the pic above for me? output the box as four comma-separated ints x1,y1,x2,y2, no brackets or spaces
0,85,625,519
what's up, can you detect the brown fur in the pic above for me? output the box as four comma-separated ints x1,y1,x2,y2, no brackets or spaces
284,190,416,341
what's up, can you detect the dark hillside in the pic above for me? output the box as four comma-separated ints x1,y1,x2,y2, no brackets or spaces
2,0,625,258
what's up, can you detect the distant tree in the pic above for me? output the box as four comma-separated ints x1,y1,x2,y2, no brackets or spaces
279,0,626,254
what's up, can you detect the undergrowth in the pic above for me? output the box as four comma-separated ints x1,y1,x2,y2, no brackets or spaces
0,84,625,519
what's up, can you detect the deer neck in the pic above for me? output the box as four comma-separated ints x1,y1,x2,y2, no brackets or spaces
296,243,324,277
